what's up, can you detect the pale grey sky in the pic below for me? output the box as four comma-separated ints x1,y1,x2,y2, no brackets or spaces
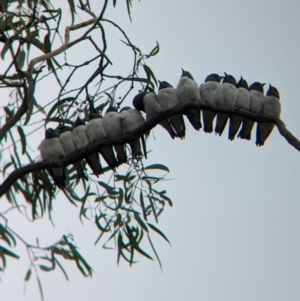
1,0,300,300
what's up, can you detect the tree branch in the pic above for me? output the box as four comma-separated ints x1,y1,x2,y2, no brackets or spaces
0,102,299,197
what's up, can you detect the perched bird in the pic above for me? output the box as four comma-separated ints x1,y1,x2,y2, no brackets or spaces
256,84,281,146
157,80,186,139
215,72,238,136
199,73,223,133
133,91,177,139
228,76,250,141
103,105,127,165
58,125,87,181
119,106,147,159
238,82,265,140
86,114,118,169
177,68,202,131
72,116,103,176
38,128,66,188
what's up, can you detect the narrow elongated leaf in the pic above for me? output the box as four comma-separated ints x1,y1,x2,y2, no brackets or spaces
67,0,76,24
16,49,25,69
144,164,169,173
148,41,160,57
143,65,157,86
120,39,141,54
115,174,136,182
24,269,32,281
159,193,173,207
98,181,118,195
133,211,148,232
46,97,75,121
3,162,13,176
54,258,69,281
126,0,132,21
118,188,123,208
39,265,53,272
0,246,19,259
148,223,171,244
4,106,13,118
17,126,26,154
140,190,147,220
95,214,110,232
147,235,162,270
148,196,158,223
1,39,10,60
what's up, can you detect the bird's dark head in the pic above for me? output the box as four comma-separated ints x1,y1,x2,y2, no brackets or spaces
73,116,85,128
88,113,102,121
222,72,237,86
132,92,147,112
106,105,117,114
266,84,280,99
158,80,173,90
204,73,224,83
45,128,59,139
181,68,194,80
249,82,265,93
237,76,249,90
120,106,132,113
58,125,72,134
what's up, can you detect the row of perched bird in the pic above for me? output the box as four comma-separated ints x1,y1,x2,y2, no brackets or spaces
38,107,146,188
39,69,281,188
133,70,281,143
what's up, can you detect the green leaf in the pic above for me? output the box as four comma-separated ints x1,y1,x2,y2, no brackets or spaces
120,39,141,54
143,65,157,86
148,196,158,223
16,49,26,69
44,35,51,53
98,181,118,195
147,234,162,270
0,224,16,246
118,188,123,208
17,126,26,154
133,211,148,232
29,38,46,52
144,164,169,173
147,41,160,57
126,0,133,22
67,0,76,24
4,106,13,118
39,264,53,272
46,97,75,121
139,191,147,221
33,96,46,115
159,192,173,207
94,195,108,202
95,213,111,232
54,258,69,281
115,174,136,182
3,162,13,176
0,246,20,259
0,249,6,268
24,269,32,281
1,38,10,60
148,223,171,244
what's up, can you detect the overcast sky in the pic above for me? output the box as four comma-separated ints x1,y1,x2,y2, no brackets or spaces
1,0,300,300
